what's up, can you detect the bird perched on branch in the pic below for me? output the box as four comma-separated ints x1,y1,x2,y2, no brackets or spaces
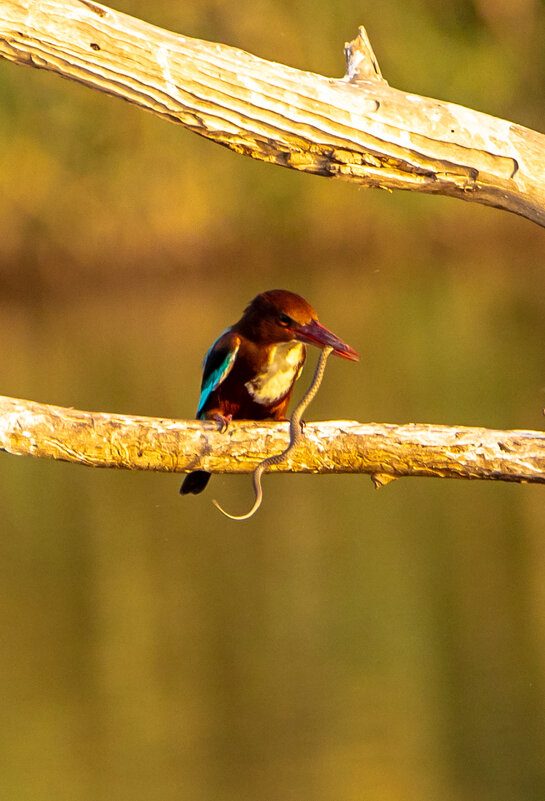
180,289,359,496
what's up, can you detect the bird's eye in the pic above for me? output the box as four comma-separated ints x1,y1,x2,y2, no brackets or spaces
278,313,292,327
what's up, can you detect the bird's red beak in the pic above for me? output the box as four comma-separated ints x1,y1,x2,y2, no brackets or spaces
295,319,359,361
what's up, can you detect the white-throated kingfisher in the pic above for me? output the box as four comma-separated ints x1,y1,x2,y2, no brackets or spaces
180,289,359,495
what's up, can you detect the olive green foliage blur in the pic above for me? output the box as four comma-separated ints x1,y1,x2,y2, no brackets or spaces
1,2,545,801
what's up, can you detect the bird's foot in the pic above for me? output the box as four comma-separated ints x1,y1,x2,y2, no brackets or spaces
210,412,232,433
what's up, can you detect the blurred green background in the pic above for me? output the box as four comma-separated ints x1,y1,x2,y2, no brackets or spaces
1,1,545,799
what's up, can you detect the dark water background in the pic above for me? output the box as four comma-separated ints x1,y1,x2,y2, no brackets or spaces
1,2,545,799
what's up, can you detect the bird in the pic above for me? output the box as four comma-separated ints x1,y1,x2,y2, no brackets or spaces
180,289,359,496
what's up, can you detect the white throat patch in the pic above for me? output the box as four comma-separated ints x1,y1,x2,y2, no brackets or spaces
245,342,305,405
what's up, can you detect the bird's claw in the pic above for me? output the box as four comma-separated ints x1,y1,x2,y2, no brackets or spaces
211,412,232,433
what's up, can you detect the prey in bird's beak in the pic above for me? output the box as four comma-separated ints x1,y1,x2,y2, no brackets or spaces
294,319,359,361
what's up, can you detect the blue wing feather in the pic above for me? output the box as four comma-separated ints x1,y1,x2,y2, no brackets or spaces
197,331,240,417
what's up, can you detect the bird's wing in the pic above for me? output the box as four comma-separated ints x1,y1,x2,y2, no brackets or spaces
197,330,241,417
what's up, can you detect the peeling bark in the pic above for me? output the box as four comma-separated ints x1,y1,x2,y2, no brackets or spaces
0,2,544,225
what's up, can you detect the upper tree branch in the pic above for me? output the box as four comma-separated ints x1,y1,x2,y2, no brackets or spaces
1,1,545,226
1,395,544,486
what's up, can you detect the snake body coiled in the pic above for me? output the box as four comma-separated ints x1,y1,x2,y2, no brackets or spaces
213,346,333,521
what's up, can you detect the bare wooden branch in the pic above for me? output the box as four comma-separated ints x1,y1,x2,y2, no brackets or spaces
1,395,544,485
1,1,545,225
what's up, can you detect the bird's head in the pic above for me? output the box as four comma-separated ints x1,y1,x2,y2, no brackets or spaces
240,289,359,361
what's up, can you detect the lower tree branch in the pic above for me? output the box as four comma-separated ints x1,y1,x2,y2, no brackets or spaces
1,395,544,485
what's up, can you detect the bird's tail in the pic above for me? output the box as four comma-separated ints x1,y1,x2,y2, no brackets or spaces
180,470,211,495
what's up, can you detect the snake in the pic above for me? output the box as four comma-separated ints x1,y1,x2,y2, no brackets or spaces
213,346,333,520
